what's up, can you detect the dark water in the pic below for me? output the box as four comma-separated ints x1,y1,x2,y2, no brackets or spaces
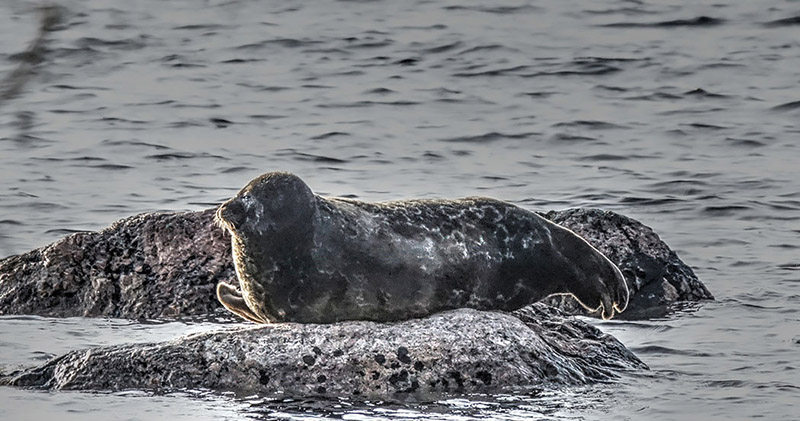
1,0,799,419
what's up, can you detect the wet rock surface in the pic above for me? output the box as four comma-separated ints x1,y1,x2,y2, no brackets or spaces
1,304,646,397
0,206,711,319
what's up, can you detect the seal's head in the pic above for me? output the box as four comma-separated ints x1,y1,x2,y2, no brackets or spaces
214,172,318,323
215,171,317,247
549,225,630,320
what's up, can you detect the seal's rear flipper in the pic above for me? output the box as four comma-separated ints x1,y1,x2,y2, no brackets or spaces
216,282,268,324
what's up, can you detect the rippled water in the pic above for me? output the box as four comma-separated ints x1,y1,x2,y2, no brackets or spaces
1,0,799,419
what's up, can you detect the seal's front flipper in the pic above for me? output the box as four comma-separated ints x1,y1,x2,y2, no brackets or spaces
216,282,268,324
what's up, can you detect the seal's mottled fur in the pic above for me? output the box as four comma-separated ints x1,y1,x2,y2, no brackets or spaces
215,172,629,323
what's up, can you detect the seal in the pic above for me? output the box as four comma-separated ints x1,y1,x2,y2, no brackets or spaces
215,172,629,323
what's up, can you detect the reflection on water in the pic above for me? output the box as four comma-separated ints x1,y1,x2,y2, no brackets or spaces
1,0,799,419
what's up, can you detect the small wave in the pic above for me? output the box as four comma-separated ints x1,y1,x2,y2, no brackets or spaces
665,171,720,179
172,24,233,31
772,101,800,112
276,150,348,164
25,202,68,211
681,123,728,130
552,120,627,130
220,58,265,64
444,5,541,14
684,88,730,98
210,118,234,128
648,179,709,192
458,44,518,55
725,138,766,148
583,7,660,16
221,166,253,174
576,56,644,63
519,91,556,98
695,62,745,71
169,62,206,69
49,107,107,114
304,48,351,55
602,16,725,28
632,345,718,357
99,117,148,125
235,38,321,50
168,121,208,128
342,38,393,49
759,199,800,211
363,88,395,95
659,107,727,116
44,228,91,235
522,65,621,78
75,36,146,50
763,16,800,27
421,41,463,54
625,92,683,101
452,65,531,77
327,70,366,77
311,132,349,140
593,85,628,93
45,84,110,92
236,83,291,92
577,154,631,161
146,152,226,160
170,103,221,109
393,57,420,66
705,379,748,388
101,140,170,150
550,133,596,142
248,114,288,120
769,244,800,250
702,205,752,216
620,196,685,206
440,132,536,143
317,101,419,108
87,164,133,170
394,24,447,30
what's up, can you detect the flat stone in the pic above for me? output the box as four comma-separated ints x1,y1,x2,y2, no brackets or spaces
1,304,647,398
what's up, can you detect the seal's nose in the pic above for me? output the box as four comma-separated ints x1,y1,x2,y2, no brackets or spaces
219,199,246,229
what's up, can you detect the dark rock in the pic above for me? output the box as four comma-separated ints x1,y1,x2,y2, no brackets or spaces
0,207,711,320
0,209,234,318
541,208,713,319
1,305,646,398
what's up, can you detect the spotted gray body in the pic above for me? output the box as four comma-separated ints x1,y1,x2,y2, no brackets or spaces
215,172,629,323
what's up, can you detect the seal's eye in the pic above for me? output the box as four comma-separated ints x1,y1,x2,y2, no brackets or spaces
240,193,256,208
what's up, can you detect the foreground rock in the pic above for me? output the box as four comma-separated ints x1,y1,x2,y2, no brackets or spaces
0,206,711,319
1,305,646,397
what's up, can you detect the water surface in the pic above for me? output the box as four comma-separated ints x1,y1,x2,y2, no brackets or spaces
1,0,798,419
